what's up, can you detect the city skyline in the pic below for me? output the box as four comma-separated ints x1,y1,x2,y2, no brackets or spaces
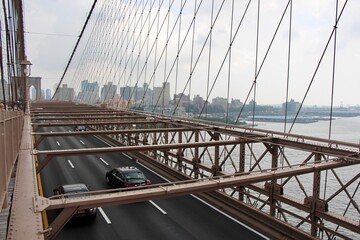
53,80,360,109
23,1,360,107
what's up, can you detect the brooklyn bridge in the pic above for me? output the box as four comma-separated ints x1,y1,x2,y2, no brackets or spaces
0,1,359,239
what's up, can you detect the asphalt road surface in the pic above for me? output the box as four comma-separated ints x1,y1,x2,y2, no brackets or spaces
37,126,267,240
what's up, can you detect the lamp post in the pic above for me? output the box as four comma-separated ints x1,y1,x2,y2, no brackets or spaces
20,56,32,113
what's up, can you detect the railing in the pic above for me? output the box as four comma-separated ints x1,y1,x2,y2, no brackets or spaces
0,108,24,209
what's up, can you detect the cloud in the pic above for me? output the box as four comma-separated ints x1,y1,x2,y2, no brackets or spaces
24,0,360,106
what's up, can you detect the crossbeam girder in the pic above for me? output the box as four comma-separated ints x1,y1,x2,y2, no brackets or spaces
34,158,359,240
34,139,249,173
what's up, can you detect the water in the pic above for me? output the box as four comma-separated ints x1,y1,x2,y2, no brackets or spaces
253,116,360,145
169,116,360,238
244,116,360,239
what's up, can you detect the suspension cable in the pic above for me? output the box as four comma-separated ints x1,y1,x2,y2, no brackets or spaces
52,0,98,99
288,0,348,133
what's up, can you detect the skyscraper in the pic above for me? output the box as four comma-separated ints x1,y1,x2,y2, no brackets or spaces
101,82,117,101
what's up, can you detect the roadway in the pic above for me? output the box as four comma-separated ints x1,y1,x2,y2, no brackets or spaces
37,126,267,240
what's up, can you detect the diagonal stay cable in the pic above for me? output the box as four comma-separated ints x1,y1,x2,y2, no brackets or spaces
288,0,349,133
198,0,253,117
52,0,98,99
232,0,292,125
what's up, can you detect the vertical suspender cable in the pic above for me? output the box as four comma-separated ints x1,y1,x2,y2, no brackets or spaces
152,0,160,109
251,0,260,128
174,0,183,115
162,0,170,113
288,0,348,133
284,0,292,133
205,0,214,119
2,0,17,106
323,0,339,202
143,0,153,108
188,0,197,118
280,0,293,182
226,0,234,124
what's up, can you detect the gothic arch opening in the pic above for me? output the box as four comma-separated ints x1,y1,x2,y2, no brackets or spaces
27,77,42,100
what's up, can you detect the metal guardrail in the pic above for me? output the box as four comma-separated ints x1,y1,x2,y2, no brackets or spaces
0,109,24,209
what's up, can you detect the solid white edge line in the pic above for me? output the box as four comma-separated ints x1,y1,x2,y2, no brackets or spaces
67,160,74,168
99,157,109,166
94,135,267,238
149,200,167,214
137,162,268,239
80,140,85,145
56,141,60,146
98,207,111,224
190,194,270,240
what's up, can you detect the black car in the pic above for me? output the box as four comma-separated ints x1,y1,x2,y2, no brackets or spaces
74,125,86,131
106,166,151,188
53,184,97,219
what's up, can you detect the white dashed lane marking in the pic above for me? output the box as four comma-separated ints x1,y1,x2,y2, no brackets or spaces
123,153,132,159
98,207,111,224
149,200,167,214
67,160,74,168
99,157,109,166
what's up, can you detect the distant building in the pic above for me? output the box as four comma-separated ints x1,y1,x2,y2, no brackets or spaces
81,80,89,92
101,82,117,101
153,82,170,107
141,82,153,106
54,84,75,101
45,89,52,100
212,97,227,109
120,86,135,101
282,99,300,113
173,93,190,108
248,99,256,108
230,98,242,109
192,94,206,112
77,80,99,104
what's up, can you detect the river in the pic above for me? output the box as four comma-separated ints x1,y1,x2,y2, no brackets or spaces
251,115,360,145
243,116,360,238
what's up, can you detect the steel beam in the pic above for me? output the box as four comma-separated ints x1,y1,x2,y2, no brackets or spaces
34,139,246,173
33,158,359,239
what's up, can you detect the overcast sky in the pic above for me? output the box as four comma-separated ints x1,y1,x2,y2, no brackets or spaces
23,0,360,106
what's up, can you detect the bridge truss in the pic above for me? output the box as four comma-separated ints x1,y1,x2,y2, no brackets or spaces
29,101,360,240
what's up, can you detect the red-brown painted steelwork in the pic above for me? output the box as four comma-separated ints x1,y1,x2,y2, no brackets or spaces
27,101,360,240
4,101,360,240
0,109,23,210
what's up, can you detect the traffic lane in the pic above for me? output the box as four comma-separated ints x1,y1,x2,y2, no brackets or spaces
154,195,266,240
38,128,266,240
36,127,109,223
56,202,195,240
52,156,264,239
56,214,119,240
98,202,197,240
37,130,183,239
132,159,266,239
